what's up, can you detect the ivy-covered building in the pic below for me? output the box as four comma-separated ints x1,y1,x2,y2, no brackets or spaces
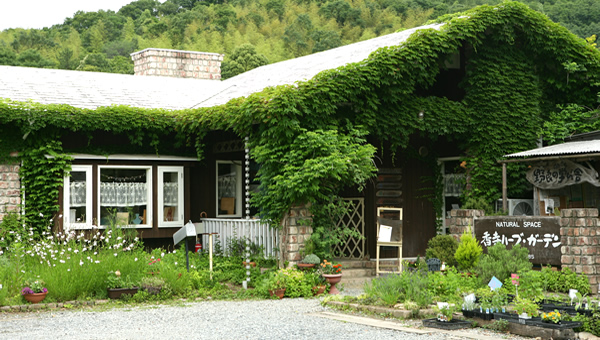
0,2,599,260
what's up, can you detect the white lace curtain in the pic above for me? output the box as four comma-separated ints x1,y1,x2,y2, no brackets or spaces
70,181,87,207
163,182,178,206
100,182,148,207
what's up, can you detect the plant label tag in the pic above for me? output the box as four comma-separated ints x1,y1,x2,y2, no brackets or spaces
488,276,502,290
569,289,578,300
511,273,519,286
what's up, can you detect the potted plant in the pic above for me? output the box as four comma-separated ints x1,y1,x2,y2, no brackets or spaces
319,259,342,295
106,270,139,299
435,303,455,322
21,279,48,304
306,272,327,295
541,309,562,324
140,275,165,295
298,254,320,270
513,297,539,319
266,269,288,299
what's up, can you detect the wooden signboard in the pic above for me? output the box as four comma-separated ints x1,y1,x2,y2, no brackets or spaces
474,216,561,266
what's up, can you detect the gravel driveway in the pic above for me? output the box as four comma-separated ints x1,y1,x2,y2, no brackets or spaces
0,297,527,340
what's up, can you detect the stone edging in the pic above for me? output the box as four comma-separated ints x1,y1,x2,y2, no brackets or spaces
325,300,435,318
0,299,109,312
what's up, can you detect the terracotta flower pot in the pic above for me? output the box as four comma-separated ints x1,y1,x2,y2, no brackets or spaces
243,261,257,268
312,285,327,296
297,263,316,270
269,288,286,299
323,274,343,295
107,287,139,299
23,292,47,304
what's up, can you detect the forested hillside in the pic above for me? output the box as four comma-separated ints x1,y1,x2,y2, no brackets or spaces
0,0,598,78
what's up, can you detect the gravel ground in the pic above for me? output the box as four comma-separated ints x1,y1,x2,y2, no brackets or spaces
0,290,529,340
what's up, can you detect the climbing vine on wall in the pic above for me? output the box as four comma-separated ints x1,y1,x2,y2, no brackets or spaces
1,2,600,230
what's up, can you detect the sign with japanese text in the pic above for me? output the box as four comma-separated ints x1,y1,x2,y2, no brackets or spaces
474,216,561,266
526,160,600,189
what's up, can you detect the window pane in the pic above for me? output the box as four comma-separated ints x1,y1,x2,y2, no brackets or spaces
100,168,148,226
69,171,87,224
162,171,179,222
218,163,238,215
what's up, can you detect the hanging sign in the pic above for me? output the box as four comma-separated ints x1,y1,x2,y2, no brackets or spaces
474,216,561,266
526,160,600,189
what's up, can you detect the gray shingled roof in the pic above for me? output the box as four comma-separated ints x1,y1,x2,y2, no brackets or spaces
0,24,442,110
504,140,600,158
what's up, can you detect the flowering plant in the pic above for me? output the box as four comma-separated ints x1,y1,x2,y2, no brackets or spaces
106,270,136,289
541,310,562,324
320,260,342,275
21,279,47,295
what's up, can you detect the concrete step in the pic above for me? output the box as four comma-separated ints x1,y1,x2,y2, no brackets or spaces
341,268,374,278
341,276,375,289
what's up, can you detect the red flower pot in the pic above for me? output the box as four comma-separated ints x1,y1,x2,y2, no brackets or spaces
323,274,343,295
269,288,286,299
23,292,47,304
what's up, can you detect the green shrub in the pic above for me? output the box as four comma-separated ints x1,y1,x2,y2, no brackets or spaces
454,228,482,272
425,235,458,267
474,243,531,285
573,310,600,336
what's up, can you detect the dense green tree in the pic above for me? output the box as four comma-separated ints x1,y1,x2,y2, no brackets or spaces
16,49,55,68
0,43,17,66
57,47,77,69
221,43,269,79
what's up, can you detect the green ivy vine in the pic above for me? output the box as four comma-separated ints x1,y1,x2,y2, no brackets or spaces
1,2,600,231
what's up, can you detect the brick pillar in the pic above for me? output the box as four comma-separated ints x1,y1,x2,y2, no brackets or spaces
279,205,313,267
130,48,224,80
448,209,485,242
560,208,600,294
0,163,21,221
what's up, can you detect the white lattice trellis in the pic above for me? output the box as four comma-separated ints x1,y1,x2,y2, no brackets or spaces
333,198,365,259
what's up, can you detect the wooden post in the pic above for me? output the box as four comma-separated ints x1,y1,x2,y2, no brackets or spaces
502,163,507,212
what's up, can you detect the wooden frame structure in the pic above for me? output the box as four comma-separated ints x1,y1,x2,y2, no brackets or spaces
375,207,403,276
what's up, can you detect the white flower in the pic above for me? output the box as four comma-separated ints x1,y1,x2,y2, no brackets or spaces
134,258,138,262
174,262,178,265
173,250,177,254
79,260,83,266
161,252,165,257
39,212,44,217
94,260,100,264
60,260,65,263
1,284,3,290
114,253,118,257
74,249,79,254
67,268,70,272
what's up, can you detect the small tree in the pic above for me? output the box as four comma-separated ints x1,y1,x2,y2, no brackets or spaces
454,225,482,272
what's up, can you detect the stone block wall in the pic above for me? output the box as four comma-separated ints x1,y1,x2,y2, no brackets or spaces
447,209,485,241
0,163,21,220
279,205,313,267
560,208,600,294
130,48,224,80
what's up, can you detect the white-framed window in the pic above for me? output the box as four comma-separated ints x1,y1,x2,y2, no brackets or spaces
158,166,184,227
216,160,242,218
98,166,152,228
63,165,93,230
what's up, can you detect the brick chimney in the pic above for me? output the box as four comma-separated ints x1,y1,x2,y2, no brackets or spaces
130,48,224,80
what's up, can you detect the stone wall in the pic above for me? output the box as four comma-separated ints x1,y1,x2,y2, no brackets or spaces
130,48,224,80
279,205,313,267
560,208,600,294
0,163,20,220
447,209,485,241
